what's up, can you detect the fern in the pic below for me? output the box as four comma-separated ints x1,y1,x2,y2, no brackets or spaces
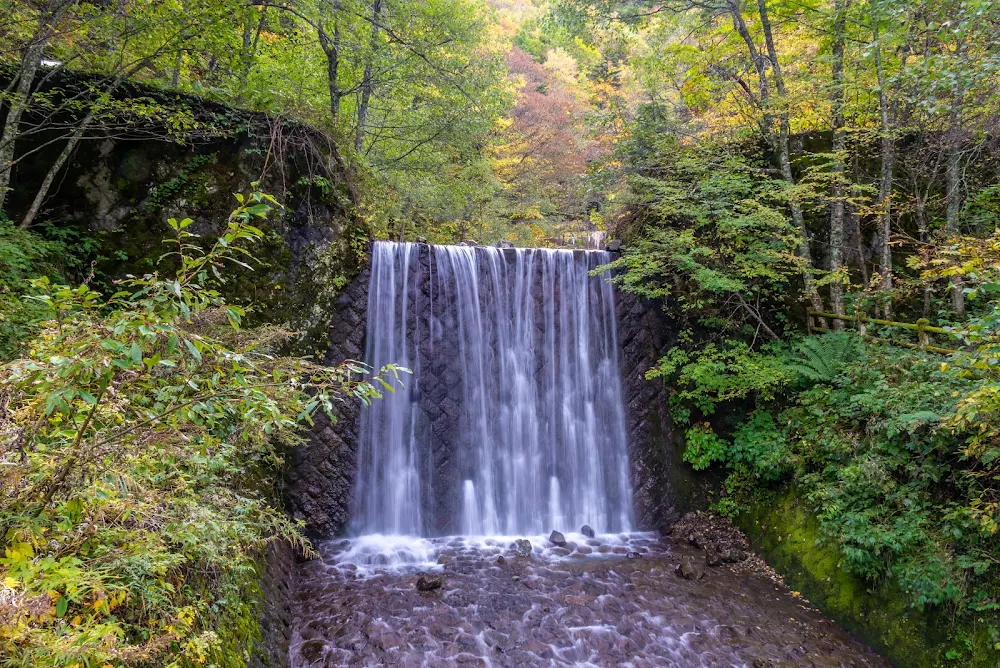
787,332,861,384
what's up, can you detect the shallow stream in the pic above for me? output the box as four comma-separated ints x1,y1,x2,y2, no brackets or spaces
289,532,888,667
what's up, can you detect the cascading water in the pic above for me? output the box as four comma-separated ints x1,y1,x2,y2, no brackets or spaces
352,241,632,538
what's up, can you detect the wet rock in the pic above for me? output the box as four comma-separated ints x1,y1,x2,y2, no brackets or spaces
437,555,452,565
581,524,596,538
416,575,445,591
706,548,723,567
723,548,749,563
300,639,326,662
549,530,567,547
496,555,506,565
606,239,624,252
627,551,641,559
498,240,515,249
688,532,709,550
675,556,705,580
416,236,428,244
514,539,533,557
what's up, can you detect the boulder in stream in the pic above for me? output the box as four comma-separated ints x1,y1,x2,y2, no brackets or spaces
416,575,445,591
706,548,723,567
675,556,705,580
514,539,533,557
580,525,596,538
549,530,567,547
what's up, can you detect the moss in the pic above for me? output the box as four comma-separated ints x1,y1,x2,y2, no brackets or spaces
738,487,1000,667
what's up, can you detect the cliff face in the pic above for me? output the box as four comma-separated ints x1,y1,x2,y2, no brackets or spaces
4,74,367,350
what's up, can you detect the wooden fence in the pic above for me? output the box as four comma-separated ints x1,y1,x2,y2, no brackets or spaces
807,309,958,355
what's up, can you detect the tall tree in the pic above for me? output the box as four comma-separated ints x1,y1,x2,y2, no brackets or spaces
870,0,894,317
827,0,849,321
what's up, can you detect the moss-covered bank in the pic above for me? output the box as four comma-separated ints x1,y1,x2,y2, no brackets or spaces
738,488,999,667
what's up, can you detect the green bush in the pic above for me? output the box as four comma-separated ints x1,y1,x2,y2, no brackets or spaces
0,193,405,667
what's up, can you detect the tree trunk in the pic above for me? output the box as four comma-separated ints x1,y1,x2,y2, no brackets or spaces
754,0,826,320
21,66,135,228
0,12,53,213
945,40,967,318
828,0,849,323
872,7,894,317
356,0,384,153
318,1,343,124
946,142,965,316
914,187,931,318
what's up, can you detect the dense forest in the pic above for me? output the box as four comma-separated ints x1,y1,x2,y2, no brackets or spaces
2,0,1000,665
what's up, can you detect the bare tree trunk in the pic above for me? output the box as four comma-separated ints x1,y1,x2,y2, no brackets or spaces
0,8,59,213
828,0,849,323
754,0,826,320
945,141,965,316
21,66,137,228
20,111,94,228
913,181,932,317
945,42,967,317
872,7,894,317
356,0,383,153
318,1,343,124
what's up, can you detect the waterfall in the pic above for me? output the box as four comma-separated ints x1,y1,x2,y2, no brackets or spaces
352,241,632,537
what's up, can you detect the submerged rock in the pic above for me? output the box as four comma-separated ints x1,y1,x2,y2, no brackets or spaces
416,575,445,591
675,556,705,580
581,525,596,538
549,530,567,547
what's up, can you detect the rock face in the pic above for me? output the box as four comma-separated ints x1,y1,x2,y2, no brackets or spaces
3,74,364,346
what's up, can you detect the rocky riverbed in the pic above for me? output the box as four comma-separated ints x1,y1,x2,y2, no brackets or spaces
288,524,888,667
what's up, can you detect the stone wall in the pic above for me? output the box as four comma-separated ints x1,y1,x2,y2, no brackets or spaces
286,244,699,539
250,541,297,668
285,265,370,538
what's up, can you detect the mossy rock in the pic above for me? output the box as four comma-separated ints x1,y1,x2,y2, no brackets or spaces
738,488,999,667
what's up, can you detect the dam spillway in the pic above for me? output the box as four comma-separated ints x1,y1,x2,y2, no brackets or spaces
353,241,633,538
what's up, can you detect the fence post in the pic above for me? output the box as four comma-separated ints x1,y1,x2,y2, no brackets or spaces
916,318,930,348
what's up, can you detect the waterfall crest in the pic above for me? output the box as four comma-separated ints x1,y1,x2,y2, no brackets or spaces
353,241,632,537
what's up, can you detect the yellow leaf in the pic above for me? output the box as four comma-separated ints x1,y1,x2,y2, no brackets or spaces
71,616,82,626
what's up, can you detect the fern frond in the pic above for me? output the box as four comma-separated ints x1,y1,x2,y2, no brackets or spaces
788,332,861,384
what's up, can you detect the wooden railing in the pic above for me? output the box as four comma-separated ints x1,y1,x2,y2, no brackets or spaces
807,309,958,354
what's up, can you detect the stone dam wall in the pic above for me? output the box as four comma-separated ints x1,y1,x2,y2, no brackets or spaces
284,244,684,538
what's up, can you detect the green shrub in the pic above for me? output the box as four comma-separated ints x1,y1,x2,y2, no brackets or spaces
0,193,405,667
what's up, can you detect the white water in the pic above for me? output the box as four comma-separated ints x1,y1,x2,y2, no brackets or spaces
352,241,632,543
